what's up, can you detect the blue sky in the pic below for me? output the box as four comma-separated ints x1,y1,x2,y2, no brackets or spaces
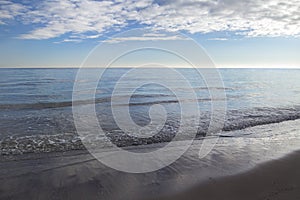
0,0,300,68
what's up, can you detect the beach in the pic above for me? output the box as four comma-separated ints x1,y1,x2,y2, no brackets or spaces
160,150,300,200
1,144,300,200
1,118,300,200
1,0,300,199
1,68,300,199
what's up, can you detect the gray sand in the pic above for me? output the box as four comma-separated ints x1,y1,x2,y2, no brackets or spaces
159,150,300,200
1,119,300,200
0,146,300,200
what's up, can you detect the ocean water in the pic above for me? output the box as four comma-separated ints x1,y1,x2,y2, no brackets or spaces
1,68,300,154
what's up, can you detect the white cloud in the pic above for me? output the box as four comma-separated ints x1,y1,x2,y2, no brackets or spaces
103,34,190,43
54,38,82,43
142,33,167,37
0,0,27,24
18,0,128,39
208,38,228,41
1,0,300,39
136,0,300,37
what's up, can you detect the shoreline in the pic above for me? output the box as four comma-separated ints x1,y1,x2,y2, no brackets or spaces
2,106,300,156
1,119,300,199
158,150,300,200
2,117,300,157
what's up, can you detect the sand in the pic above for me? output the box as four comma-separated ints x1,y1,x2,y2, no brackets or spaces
0,148,299,200
1,119,300,200
159,151,300,200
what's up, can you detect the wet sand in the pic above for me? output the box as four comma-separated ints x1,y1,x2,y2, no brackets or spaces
0,146,300,200
159,150,300,200
1,119,300,200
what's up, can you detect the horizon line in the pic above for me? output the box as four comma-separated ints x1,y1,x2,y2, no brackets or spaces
1,65,300,69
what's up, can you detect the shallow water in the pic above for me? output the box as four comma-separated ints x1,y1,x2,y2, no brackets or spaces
1,68,300,154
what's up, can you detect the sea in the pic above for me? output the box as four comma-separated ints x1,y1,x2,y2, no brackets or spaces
1,68,300,155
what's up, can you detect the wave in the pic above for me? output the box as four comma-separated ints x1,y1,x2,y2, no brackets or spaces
1,106,300,156
0,99,105,110
0,134,85,156
223,106,300,132
0,95,222,110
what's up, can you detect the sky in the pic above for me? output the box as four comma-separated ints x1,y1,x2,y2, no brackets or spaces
0,0,300,68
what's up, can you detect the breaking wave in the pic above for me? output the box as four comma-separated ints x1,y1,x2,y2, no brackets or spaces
1,106,300,156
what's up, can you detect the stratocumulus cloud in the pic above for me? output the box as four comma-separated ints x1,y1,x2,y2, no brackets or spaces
0,0,27,25
0,0,300,40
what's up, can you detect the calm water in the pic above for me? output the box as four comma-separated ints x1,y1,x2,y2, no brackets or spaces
0,68,300,153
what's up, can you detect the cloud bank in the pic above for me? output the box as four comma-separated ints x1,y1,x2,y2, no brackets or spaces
1,0,300,39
